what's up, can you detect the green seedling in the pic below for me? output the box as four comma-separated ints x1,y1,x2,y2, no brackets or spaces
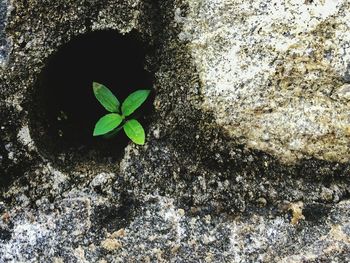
92,82,150,145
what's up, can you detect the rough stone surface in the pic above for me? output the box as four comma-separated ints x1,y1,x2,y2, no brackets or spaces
177,0,350,164
0,0,349,262
0,0,10,65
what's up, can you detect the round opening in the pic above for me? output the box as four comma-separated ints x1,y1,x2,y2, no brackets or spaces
30,30,154,166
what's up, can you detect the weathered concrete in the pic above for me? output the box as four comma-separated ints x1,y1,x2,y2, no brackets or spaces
0,0,349,262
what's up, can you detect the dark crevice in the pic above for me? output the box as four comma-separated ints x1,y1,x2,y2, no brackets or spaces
29,30,154,167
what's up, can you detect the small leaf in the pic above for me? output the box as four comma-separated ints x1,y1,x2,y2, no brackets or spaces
123,119,145,145
93,113,123,136
121,90,150,117
93,82,120,113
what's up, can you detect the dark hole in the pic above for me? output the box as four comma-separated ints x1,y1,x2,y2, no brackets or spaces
30,30,154,166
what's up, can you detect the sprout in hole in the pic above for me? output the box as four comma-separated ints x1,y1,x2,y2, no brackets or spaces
92,82,151,145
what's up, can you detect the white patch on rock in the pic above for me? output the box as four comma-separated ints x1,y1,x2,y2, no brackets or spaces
17,125,36,151
1,220,52,262
39,163,69,196
156,196,186,241
90,172,115,188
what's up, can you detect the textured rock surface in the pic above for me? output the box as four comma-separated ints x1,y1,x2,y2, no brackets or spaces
0,0,10,65
2,194,350,262
0,0,349,262
178,0,350,164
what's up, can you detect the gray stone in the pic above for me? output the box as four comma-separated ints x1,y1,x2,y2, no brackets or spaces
0,0,10,66
0,0,350,262
176,0,350,164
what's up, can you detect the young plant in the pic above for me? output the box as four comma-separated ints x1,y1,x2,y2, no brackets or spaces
92,82,150,145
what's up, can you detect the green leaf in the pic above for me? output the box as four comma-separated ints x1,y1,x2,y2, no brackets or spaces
121,90,150,117
93,113,123,136
102,126,123,139
123,119,145,145
93,82,120,113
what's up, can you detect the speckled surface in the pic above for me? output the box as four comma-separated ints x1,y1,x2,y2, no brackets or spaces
0,0,350,262
177,0,350,164
0,0,10,65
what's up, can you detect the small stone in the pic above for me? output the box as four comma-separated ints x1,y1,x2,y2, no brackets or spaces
143,256,151,263
74,246,85,261
256,197,267,207
101,239,122,251
111,228,126,238
153,127,160,139
148,235,157,241
288,202,305,225
88,244,96,251
204,215,211,224
328,225,349,242
171,244,181,254
177,208,185,217
205,252,213,262
262,133,270,141
1,212,10,223
336,84,350,100
320,187,333,202
53,258,64,263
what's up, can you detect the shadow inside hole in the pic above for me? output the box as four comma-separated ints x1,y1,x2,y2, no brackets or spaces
30,30,154,165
